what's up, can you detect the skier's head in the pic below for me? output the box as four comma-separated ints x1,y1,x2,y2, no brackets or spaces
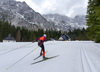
43,34,46,37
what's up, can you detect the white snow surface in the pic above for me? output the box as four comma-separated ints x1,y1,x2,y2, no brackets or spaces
0,41,100,72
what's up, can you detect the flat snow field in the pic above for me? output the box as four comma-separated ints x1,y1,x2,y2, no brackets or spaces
0,41,100,72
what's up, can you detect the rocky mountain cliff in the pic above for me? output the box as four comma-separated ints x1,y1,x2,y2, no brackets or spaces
0,0,53,30
0,0,87,32
43,14,87,32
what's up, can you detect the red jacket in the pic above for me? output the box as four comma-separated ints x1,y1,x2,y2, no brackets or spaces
35,36,46,44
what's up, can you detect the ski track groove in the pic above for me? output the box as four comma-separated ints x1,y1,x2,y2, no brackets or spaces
81,46,92,72
82,45,100,72
86,44,100,72
80,47,84,72
84,49,100,72
90,44,100,58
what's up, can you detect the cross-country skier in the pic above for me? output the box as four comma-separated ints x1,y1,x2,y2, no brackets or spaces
35,34,46,59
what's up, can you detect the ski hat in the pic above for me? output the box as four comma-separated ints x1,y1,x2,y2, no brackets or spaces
43,34,46,37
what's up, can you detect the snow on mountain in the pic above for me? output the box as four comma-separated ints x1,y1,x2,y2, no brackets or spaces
0,0,53,31
0,0,87,32
43,14,87,32
74,15,86,25
0,41,100,72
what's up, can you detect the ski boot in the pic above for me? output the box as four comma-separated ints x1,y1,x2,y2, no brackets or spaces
40,53,42,56
43,56,48,60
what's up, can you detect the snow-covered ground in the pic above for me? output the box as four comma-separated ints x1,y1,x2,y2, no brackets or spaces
0,41,100,72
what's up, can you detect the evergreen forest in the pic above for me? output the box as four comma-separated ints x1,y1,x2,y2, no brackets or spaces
0,20,62,42
0,20,88,42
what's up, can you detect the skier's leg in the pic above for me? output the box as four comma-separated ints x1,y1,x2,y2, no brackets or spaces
40,49,43,56
41,44,45,52
38,44,45,59
40,49,43,53
38,43,43,56
41,44,46,59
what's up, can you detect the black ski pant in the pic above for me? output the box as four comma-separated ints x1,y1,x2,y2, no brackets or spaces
38,43,45,52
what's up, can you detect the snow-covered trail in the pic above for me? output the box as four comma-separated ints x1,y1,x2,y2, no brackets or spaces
0,41,100,72
81,43,100,72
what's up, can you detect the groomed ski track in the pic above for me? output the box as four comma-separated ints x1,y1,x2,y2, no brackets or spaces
0,41,100,72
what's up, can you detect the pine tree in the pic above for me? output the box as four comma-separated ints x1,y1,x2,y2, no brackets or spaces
94,0,100,42
0,21,2,41
29,32,34,41
86,0,100,42
16,30,21,42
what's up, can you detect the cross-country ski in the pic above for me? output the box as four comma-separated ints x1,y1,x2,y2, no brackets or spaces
34,51,48,60
32,55,59,65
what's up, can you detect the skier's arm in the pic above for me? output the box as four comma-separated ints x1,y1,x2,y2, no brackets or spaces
35,38,40,41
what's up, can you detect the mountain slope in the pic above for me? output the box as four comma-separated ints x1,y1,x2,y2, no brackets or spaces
0,41,100,72
0,0,87,32
43,14,87,32
0,0,53,30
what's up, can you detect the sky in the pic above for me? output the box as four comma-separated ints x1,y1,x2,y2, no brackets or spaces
16,0,88,18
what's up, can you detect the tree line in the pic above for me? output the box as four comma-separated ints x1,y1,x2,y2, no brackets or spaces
67,28,88,40
0,20,62,42
0,19,97,42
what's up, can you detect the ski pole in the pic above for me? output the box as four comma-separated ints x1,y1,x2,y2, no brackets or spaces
6,46,39,70
0,42,33,56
